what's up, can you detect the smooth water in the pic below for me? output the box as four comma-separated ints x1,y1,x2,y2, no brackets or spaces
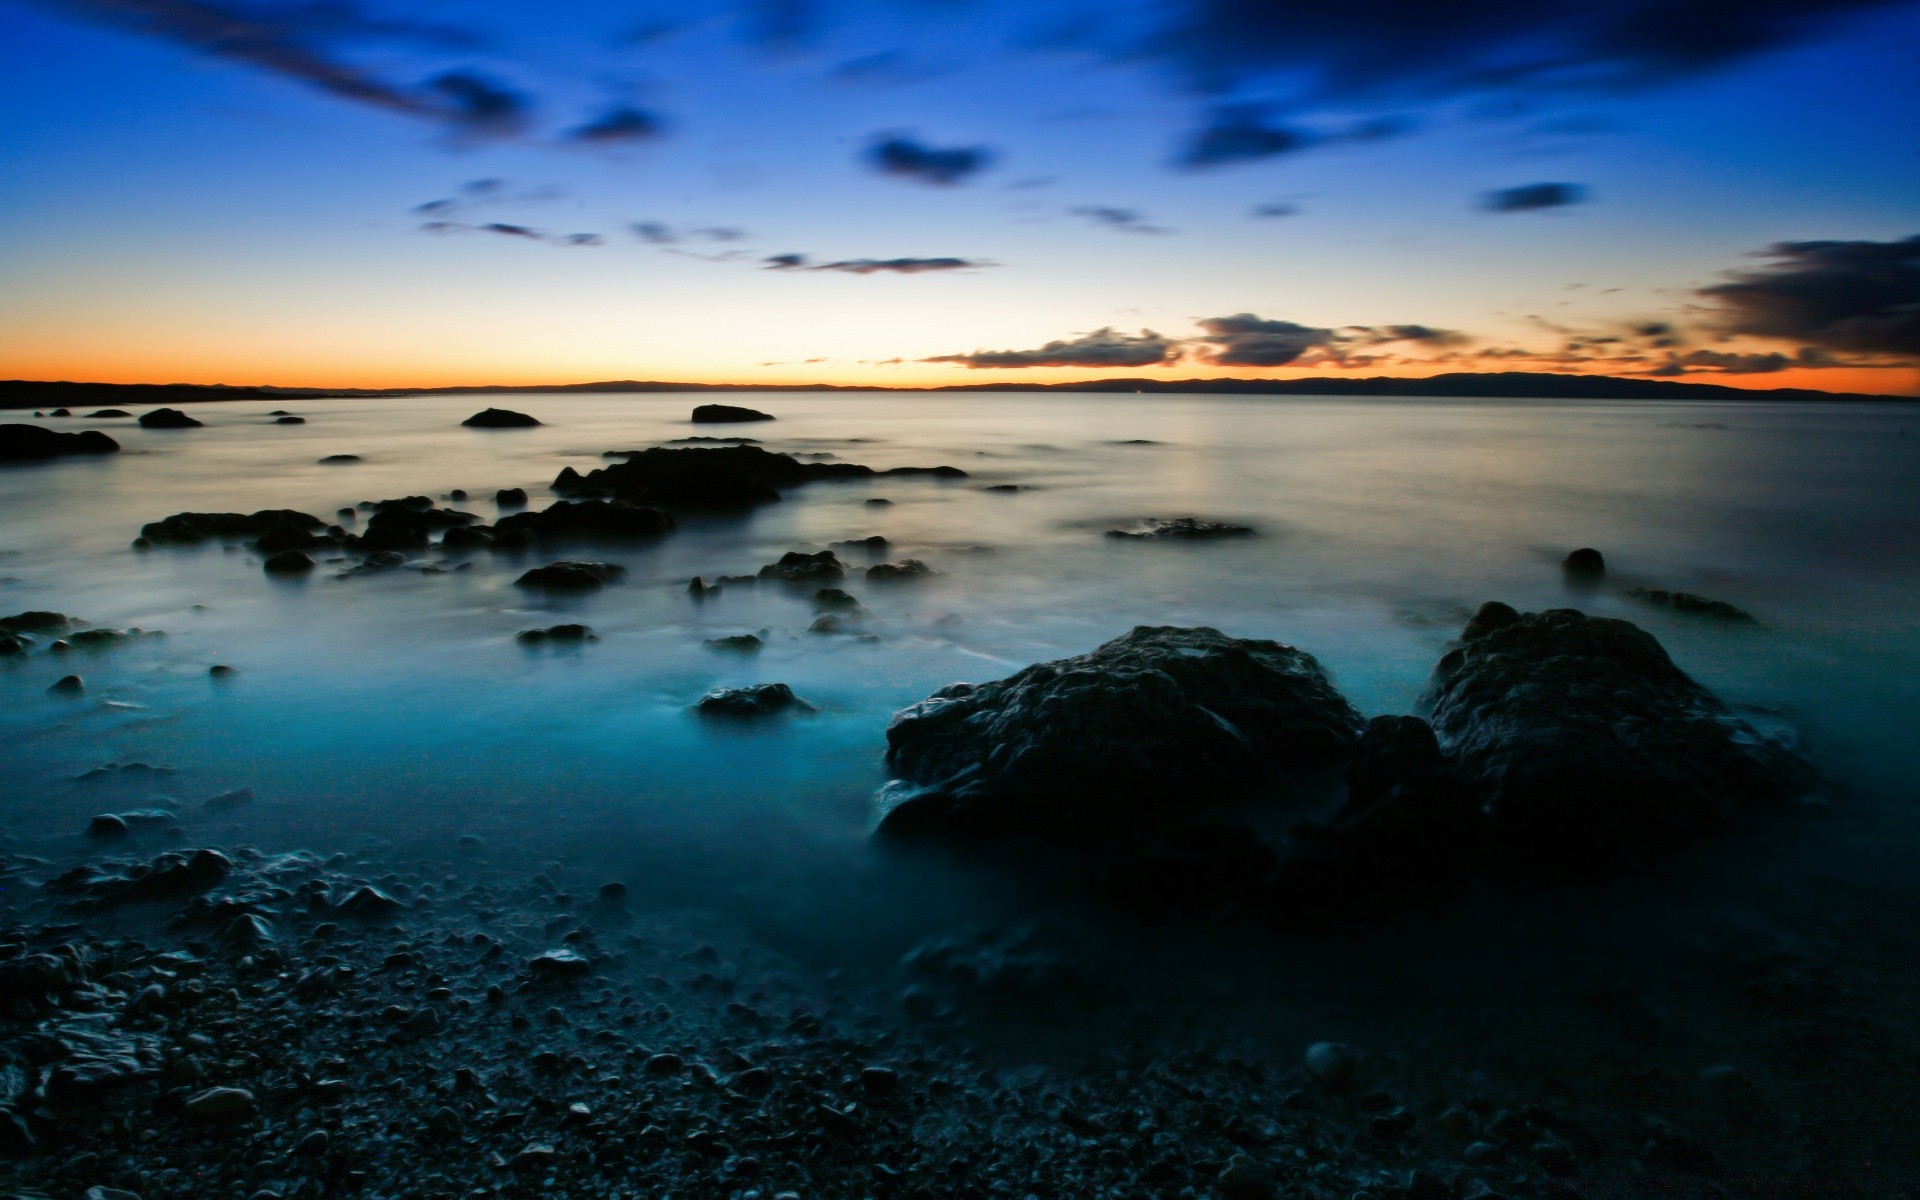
4,392,1919,941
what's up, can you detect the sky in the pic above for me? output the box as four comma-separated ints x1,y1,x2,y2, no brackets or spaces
0,0,1916,394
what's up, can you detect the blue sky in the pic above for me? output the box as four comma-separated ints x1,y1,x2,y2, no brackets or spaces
1,0,1916,391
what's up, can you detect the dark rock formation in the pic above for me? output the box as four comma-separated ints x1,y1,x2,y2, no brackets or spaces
274,416,306,425
1626,588,1758,624
461,408,540,428
515,562,624,591
87,409,131,417
48,674,84,695
831,535,889,553
0,611,68,635
0,424,120,462
865,497,893,506
695,683,815,718
46,848,232,905
493,500,675,542
690,403,775,423
138,408,203,429
517,624,596,644
810,587,863,612
139,510,327,546
1428,603,1814,860
1562,547,1606,583
362,505,478,551
868,559,934,582
496,487,528,507
759,550,845,585
555,446,967,510
318,454,361,464
263,550,316,574
1106,518,1254,540
439,525,494,552
876,625,1364,843
704,634,763,652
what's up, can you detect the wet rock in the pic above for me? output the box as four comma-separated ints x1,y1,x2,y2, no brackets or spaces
336,885,402,916
696,683,816,718
688,576,721,598
876,625,1363,843
529,948,591,978
496,487,528,507
759,550,845,585
515,561,625,591
867,559,935,582
811,587,863,612
517,624,596,644
559,445,967,510
0,636,23,656
184,1086,256,1121
691,403,775,423
831,534,889,552
493,499,675,541
1430,604,1816,860
318,454,361,464
1626,588,1757,623
48,674,85,695
1,610,69,634
263,550,316,574
808,613,863,636
138,407,203,428
0,423,121,462
203,786,253,810
1218,1153,1278,1200
86,814,130,838
274,415,306,425
362,503,478,550
87,408,131,418
461,408,540,428
865,497,893,506
1304,1041,1354,1088
141,509,327,547
1106,517,1254,540
705,634,763,652
1562,547,1606,582
439,524,494,552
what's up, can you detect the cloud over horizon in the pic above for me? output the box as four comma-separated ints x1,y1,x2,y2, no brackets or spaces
865,135,995,185
925,327,1180,368
1698,235,1920,358
764,254,994,274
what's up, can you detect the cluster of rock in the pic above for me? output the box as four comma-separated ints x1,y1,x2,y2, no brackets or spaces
0,424,120,462
554,445,966,510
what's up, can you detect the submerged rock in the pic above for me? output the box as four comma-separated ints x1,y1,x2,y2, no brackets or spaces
1106,517,1254,540
0,611,68,635
274,415,306,425
759,550,845,585
48,674,85,695
496,487,528,507
1562,547,1606,583
462,408,540,428
704,633,764,652
557,445,967,510
515,561,625,591
263,549,316,574
1429,603,1815,859
493,499,675,541
517,624,596,644
138,407,202,429
696,683,815,718
140,509,327,546
867,559,935,582
1627,588,1758,623
87,408,131,417
690,403,775,423
0,424,121,462
877,625,1363,842
318,454,362,464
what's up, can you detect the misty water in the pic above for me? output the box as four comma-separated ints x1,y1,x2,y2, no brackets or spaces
5,392,1920,1010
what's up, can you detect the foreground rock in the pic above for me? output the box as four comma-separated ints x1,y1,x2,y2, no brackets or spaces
557,445,966,510
690,403,775,423
138,407,202,428
493,500,675,542
462,408,540,428
514,561,624,591
1106,517,1254,540
1428,603,1814,859
695,682,815,718
877,625,1363,843
0,424,120,462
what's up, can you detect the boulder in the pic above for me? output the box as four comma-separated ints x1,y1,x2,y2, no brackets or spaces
362,504,478,550
0,424,121,462
1626,588,1757,624
1562,547,1605,582
759,550,845,585
138,408,203,428
274,415,306,425
867,559,935,582
0,611,68,635
461,408,540,428
496,487,529,507
1106,517,1253,540
811,587,863,612
492,500,675,541
876,625,1364,843
690,403,776,423
705,633,763,652
318,454,362,464
696,683,816,718
515,561,624,591
48,674,85,695
263,550,316,574
1428,603,1815,859
556,445,966,510
517,624,596,644
140,509,327,546
88,409,131,417
439,524,494,552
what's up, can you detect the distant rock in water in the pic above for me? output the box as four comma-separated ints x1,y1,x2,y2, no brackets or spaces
461,408,540,428
274,416,306,425
495,487,528,507
493,500,675,542
140,509,327,546
691,403,775,424
758,550,845,585
876,625,1364,843
667,435,760,444
139,407,203,428
48,674,85,695
1626,588,1758,623
1562,547,1606,583
867,559,935,582
49,408,71,416
87,409,131,418
1,611,70,635
263,550,316,574
515,561,624,591
517,624,596,644
1428,602,1814,861
696,682,815,718
1106,518,1254,540
318,454,361,464
554,445,966,511
704,633,764,652
0,423,121,462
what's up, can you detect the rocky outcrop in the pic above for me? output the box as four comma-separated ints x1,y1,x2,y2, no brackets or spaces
1427,603,1814,859
138,408,202,429
690,403,775,423
492,500,675,542
759,550,845,585
1626,588,1757,623
0,424,120,462
495,487,528,507
1106,518,1254,540
87,409,131,418
139,510,328,547
555,446,967,510
876,625,1364,843
867,559,934,582
318,454,361,464
514,562,624,591
274,416,306,425
461,408,540,428
1562,548,1605,583
517,624,596,644
263,550,316,574
695,683,815,718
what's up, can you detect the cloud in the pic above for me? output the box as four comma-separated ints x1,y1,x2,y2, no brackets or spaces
427,70,531,142
1069,206,1170,235
1178,107,1413,168
1344,324,1473,348
565,105,665,144
1194,314,1335,366
926,327,1180,368
762,255,993,274
1697,235,1920,357
1480,182,1590,212
420,220,602,247
865,135,995,185
631,222,748,246
413,179,561,217
1250,201,1302,219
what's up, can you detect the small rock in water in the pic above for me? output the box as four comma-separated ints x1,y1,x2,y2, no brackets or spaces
263,549,315,574
1106,517,1253,540
461,407,540,428
867,559,935,582
496,487,528,507
1562,546,1606,582
274,415,306,425
696,683,816,718
48,674,85,695
1626,587,1757,623
337,885,402,916
691,403,775,423
87,813,131,838
318,454,361,464
139,407,203,429
704,633,763,652
515,561,624,591
517,624,597,644
528,948,592,978
1304,1041,1355,1088
208,664,237,678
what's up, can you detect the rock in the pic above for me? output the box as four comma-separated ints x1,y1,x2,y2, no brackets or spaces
0,423,121,462
496,487,528,507
208,664,237,678
461,408,540,428
865,497,893,506
759,550,845,585
294,1129,329,1156
49,674,85,695
1,610,69,634
1626,588,1757,623
140,509,327,546
704,634,763,652
1429,604,1816,859
318,454,361,463
876,625,1363,843
439,524,494,551
811,587,863,611
362,503,478,550
1304,1041,1354,1088
85,1188,142,1200
203,786,253,810
0,636,22,656
263,550,315,574
859,1065,899,1095
528,949,591,978
696,683,816,718
691,403,775,423
644,1052,685,1075
558,445,967,510
831,534,889,552
1105,517,1253,540
1562,547,1605,582
87,409,132,417
515,561,625,591
274,415,306,425
86,813,130,838
517,624,596,644
1217,1153,1278,1200
138,407,203,429
50,407,71,416
867,559,935,582
336,885,401,916
184,1086,256,1121
493,499,675,541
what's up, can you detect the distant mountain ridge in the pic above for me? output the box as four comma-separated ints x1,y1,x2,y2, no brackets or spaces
2,371,1908,408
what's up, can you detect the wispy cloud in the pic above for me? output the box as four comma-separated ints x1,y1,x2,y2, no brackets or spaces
1069,206,1171,235
763,254,994,275
1480,182,1590,213
925,327,1180,368
865,134,995,185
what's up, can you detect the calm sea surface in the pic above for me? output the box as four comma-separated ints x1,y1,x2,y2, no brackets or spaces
3,391,1918,943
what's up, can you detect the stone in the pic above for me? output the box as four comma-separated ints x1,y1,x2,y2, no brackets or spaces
496,487,528,506
1626,588,1757,623
867,559,934,582
493,499,674,541
86,814,130,838
1105,517,1253,540
141,509,328,546
263,550,316,574
811,587,863,611
557,445,967,510
1304,1041,1354,1088
704,634,764,652
696,683,816,718
515,561,625,591
876,625,1363,843
1217,1153,1278,1200
318,454,361,464
759,550,845,585
87,409,131,417
1562,547,1605,582
274,415,306,424
517,624,596,644
0,423,121,462
138,407,203,428
529,948,592,977
209,664,238,678
336,885,402,916
690,403,776,423
49,674,85,695
461,408,540,428
184,1086,256,1121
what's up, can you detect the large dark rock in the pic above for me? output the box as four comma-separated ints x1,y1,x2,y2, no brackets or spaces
1106,517,1254,540
1428,603,1815,859
263,550,316,574
138,408,203,428
556,445,967,510
876,625,1364,843
515,561,624,591
1562,547,1605,583
362,505,478,551
691,403,775,423
493,500,675,541
87,409,131,418
139,510,327,546
696,683,815,718
461,408,540,428
759,550,845,585
0,424,120,462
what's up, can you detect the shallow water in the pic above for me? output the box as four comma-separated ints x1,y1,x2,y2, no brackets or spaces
3,392,1920,942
